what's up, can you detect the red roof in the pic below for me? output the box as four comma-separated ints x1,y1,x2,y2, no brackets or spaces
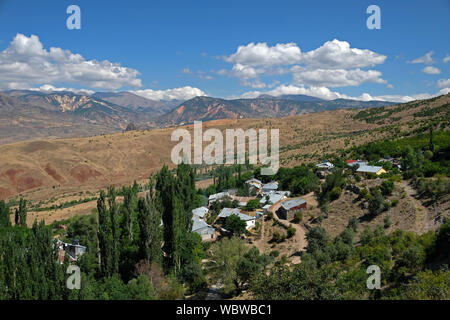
346,160,357,164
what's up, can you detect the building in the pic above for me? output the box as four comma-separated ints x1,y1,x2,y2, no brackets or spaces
356,165,386,176
316,161,334,170
192,216,216,241
276,198,307,220
347,160,367,167
245,178,263,191
262,204,271,213
192,206,209,219
208,191,230,205
57,239,86,264
218,208,256,230
261,181,278,194
259,190,290,205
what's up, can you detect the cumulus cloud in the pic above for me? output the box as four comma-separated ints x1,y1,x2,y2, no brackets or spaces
131,86,206,101
291,66,386,87
422,66,441,74
226,42,302,67
222,39,387,88
444,54,450,64
236,84,449,103
408,51,435,64
0,33,142,90
180,68,192,74
300,39,386,69
437,79,450,88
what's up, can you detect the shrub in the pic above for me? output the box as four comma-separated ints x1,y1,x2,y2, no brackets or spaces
287,227,296,238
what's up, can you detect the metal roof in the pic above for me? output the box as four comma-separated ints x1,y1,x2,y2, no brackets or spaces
356,165,383,173
218,208,255,221
192,206,209,218
192,216,215,235
280,198,306,210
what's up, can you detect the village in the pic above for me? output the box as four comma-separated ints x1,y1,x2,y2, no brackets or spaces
56,157,400,264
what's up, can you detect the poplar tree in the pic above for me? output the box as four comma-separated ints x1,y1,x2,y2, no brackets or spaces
0,200,11,228
137,192,162,265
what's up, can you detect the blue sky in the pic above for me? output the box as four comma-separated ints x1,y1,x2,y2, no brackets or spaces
0,0,449,102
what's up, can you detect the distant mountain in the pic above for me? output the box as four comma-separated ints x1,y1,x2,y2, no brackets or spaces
157,96,395,126
5,90,145,124
92,91,182,116
0,91,161,144
0,89,396,144
277,94,325,102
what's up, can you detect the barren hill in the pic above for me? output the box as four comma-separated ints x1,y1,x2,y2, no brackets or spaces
0,93,448,203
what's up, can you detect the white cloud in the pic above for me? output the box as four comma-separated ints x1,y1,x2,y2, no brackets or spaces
422,66,441,74
237,84,362,100
0,33,142,90
444,54,450,64
223,39,387,88
30,84,94,95
181,68,192,74
437,79,450,88
408,51,435,64
132,86,206,101
300,39,386,69
291,66,386,87
226,42,302,67
236,84,449,103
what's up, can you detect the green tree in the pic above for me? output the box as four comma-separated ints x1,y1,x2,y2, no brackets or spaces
225,215,247,236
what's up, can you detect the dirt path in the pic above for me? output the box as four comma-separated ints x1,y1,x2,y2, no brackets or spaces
397,181,430,233
253,199,308,264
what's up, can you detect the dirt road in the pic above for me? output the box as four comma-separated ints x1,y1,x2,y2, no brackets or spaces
253,199,308,264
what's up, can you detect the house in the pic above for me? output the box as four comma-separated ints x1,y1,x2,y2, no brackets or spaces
245,178,263,191
356,165,386,176
218,208,256,230
316,161,334,170
192,206,209,219
57,239,86,264
192,216,216,241
276,198,307,220
261,181,278,194
347,160,367,167
262,204,271,213
259,190,290,205
208,191,230,205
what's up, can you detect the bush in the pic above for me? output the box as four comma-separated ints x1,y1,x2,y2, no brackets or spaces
380,181,395,196
293,211,303,223
271,231,286,243
287,226,296,238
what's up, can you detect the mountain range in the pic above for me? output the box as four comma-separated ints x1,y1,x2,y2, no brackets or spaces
0,89,395,144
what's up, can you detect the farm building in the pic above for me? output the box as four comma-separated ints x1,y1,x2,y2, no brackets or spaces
276,198,307,220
